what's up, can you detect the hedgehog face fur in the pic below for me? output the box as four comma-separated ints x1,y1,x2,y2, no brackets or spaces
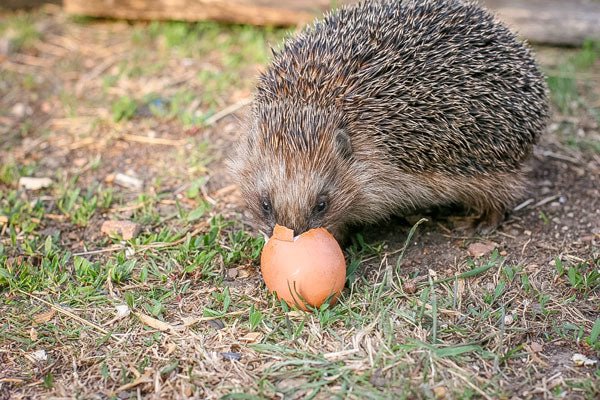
233,103,362,239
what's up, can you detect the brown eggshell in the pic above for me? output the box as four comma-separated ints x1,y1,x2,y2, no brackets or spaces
260,224,346,311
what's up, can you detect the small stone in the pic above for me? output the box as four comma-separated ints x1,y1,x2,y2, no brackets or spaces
208,319,225,330
403,279,417,294
221,352,241,361
32,349,47,361
101,220,141,240
572,353,597,367
467,241,497,258
18,177,53,190
114,173,143,190
503,314,514,325
11,103,27,118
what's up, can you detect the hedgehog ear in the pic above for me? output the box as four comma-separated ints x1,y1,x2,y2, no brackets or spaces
334,128,352,159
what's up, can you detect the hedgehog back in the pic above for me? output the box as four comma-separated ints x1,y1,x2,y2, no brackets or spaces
255,0,549,175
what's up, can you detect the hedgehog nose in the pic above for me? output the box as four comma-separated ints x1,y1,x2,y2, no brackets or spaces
290,225,309,236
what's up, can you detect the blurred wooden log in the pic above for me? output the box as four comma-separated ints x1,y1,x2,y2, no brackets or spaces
63,0,600,46
482,0,600,46
1,0,60,10
63,0,342,26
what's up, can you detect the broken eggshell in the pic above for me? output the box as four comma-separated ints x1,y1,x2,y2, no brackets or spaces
260,224,346,311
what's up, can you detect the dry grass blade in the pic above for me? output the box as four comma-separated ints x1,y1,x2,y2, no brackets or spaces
122,133,187,146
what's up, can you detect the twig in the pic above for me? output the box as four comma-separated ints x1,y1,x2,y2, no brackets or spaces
541,150,581,165
532,195,561,208
513,198,534,212
205,98,252,126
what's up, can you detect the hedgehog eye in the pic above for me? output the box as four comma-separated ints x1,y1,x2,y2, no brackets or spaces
261,198,272,216
312,198,328,215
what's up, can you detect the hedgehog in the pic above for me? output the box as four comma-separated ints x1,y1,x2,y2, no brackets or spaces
231,0,549,241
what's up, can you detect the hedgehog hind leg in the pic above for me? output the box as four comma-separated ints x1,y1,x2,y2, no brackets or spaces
460,172,526,235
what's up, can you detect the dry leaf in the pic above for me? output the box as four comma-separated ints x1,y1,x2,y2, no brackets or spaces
29,327,38,341
33,309,56,324
530,341,543,353
239,332,263,343
467,242,498,258
164,342,177,357
136,312,179,332
181,316,200,327
101,220,141,240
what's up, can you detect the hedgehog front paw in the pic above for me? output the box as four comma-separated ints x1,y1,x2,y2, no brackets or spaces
474,209,506,235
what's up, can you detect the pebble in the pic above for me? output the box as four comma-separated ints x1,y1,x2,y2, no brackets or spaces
18,177,53,190
114,173,143,190
221,352,241,361
11,103,32,118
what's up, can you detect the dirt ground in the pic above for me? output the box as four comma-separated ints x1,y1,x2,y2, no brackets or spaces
1,4,599,400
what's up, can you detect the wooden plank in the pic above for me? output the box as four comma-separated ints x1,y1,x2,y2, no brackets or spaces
62,0,600,46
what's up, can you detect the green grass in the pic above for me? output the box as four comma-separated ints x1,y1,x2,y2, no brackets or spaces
546,40,600,115
100,21,289,126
